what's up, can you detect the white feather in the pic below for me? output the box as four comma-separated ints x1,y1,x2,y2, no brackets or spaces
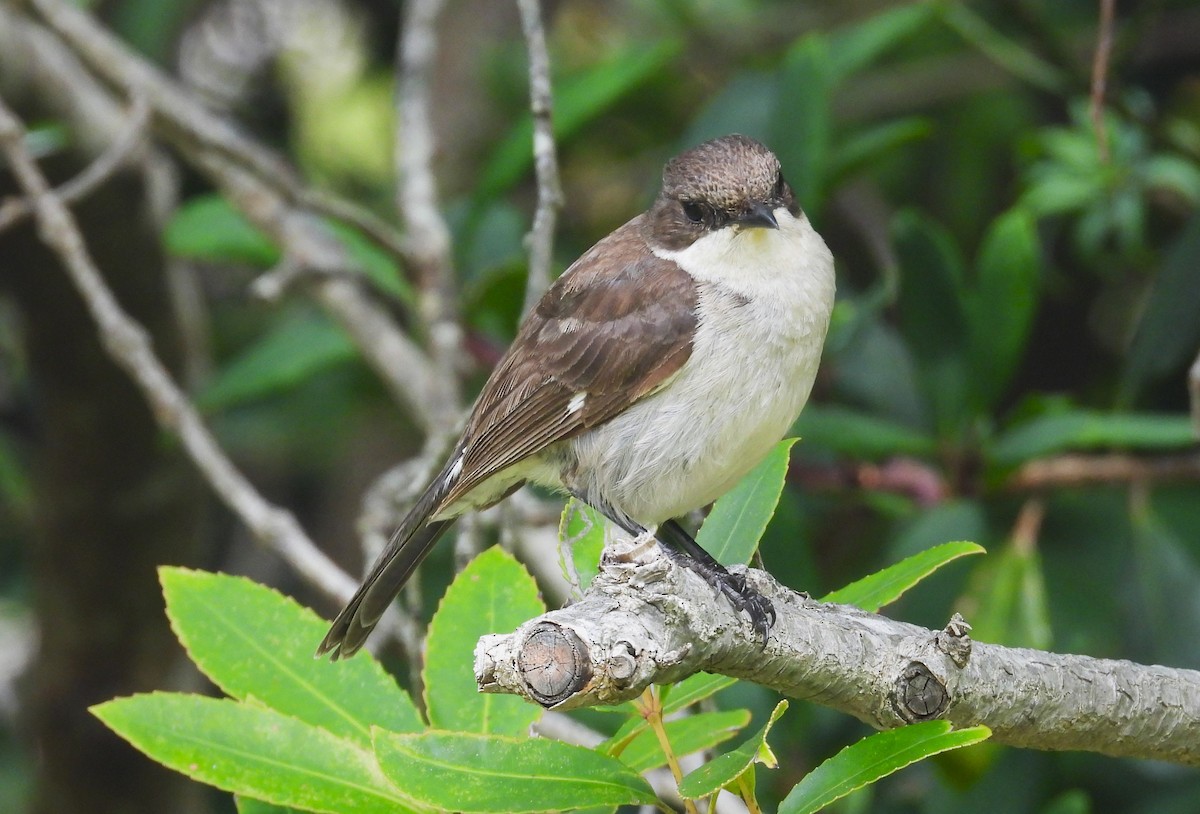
563,207,835,523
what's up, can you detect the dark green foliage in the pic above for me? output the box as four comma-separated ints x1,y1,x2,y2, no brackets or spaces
95,467,988,812
8,1,1200,812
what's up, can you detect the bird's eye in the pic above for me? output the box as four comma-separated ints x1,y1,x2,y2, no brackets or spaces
774,172,788,199
681,201,706,225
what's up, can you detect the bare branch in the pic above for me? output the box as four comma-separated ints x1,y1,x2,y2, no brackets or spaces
299,186,410,266
396,0,462,427
1007,451,1200,491
790,457,948,507
0,94,357,605
27,0,295,187
20,0,442,427
189,147,445,430
1090,0,1116,162
0,95,150,233
477,534,1200,767
517,0,564,313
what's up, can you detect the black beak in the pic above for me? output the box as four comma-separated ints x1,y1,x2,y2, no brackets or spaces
736,201,779,230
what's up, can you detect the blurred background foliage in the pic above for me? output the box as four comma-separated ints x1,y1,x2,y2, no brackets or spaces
1,0,1200,812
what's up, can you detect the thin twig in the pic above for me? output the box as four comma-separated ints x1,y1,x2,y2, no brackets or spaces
27,0,410,270
1090,0,1116,162
27,0,296,187
1007,451,1200,491
0,95,151,233
189,148,445,431
20,0,439,422
299,187,410,266
1010,498,1045,555
396,0,462,428
517,0,564,313
0,94,357,606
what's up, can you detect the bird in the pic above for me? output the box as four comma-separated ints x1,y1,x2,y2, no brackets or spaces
318,134,835,660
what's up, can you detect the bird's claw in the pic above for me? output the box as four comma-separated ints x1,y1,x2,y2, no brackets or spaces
671,553,775,645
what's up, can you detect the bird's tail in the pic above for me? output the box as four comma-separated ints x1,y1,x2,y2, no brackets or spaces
316,476,454,660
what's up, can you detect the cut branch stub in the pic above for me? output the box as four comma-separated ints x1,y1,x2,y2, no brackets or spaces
515,623,591,707
894,662,950,721
474,538,1200,766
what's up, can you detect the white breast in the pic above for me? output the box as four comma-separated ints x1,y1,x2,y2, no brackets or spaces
566,209,835,524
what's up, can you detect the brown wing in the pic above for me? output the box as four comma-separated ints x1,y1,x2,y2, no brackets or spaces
439,216,698,508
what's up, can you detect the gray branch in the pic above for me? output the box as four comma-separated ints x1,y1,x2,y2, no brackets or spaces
20,0,443,431
396,0,462,431
0,95,357,606
477,534,1200,767
517,0,564,313
0,95,150,233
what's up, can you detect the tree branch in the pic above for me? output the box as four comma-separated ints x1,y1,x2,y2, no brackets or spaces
190,147,446,431
19,0,443,430
1007,451,1200,491
396,0,462,432
1090,0,1116,162
0,94,150,233
0,95,357,606
517,0,564,313
476,534,1200,767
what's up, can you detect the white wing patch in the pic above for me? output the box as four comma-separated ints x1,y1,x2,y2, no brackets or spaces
447,451,465,481
566,391,587,415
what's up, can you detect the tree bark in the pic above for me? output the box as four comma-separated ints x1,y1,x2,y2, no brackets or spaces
477,533,1200,767
1,152,207,814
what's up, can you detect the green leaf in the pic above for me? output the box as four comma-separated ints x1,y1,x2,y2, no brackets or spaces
827,4,936,80
892,209,968,349
559,498,608,595
938,4,1066,93
165,194,281,266
662,673,738,713
23,122,70,158
0,428,32,513
1144,154,1200,204
1040,789,1091,814
1021,170,1102,216
236,798,303,814
829,118,932,183
957,540,1052,650
160,567,421,745
616,709,751,773
779,721,991,814
325,220,414,306
989,411,1196,467
92,694,416,814
892,210,971,432
373,730,656,812
772,36,833,213
822,541,985,613
1123,213,1200,398
477,41,680,202
683,71,777,148
678,701,788,799
697,438,798,566
199,313,358,411
792,406,936,460
423,547,546,735
967,208,1040,410
1129,503,1200,668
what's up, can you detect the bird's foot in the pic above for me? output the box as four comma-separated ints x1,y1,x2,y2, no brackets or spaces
662,545,775,643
